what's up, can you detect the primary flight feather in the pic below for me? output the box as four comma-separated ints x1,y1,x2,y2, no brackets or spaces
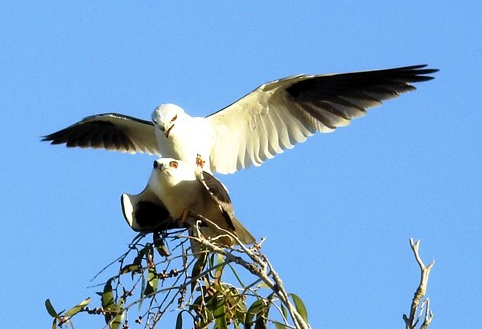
43,65,438,174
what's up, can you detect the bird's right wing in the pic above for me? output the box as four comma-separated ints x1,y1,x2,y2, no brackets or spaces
43,113,161,155
121,185,175,233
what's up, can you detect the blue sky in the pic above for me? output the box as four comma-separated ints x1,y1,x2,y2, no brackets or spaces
2,1,481,328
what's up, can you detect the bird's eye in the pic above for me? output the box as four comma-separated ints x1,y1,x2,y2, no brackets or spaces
171,115,178,123
169,161,178,169
153,161,159,169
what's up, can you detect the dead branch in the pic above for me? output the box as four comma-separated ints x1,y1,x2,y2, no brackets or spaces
403,238,435,329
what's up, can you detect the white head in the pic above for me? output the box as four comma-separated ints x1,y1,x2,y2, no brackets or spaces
151,104,186,138
150,158,197,188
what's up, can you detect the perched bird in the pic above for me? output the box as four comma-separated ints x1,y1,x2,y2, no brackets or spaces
43,65,437,174
122,158,256,249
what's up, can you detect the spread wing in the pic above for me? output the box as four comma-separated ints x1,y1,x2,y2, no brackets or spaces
43,113,161,155
121,185,178,233
206,64,438,174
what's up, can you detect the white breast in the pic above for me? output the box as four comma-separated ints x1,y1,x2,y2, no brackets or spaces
149,167,205,219
156,117,214,172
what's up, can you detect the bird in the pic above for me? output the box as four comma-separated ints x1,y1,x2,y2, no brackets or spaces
121,158,256,250
43,65,437,174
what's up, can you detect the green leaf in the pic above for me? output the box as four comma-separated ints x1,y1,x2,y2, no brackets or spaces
64,297,91,317
144,267,158,296
198,308,214,328
102,279,115,325
257,282,271,289
226,287,246,323
189,295,203,312
194,295,214,329
254,315,267,329
212,295,228,329
154,231,170,257
273,321,289,329
175,312,183,329
191,252,207,292
288,293,308,323
109,297,125,329
51,318,57,329
245,299,267,329
119,264,141,275
214,253,225,281
102,279,115,310
45,299,59,318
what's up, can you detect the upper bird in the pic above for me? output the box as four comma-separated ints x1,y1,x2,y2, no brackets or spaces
43,65,437,174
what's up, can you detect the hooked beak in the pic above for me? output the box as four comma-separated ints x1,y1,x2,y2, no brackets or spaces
152,117,173,138
164,124,174,138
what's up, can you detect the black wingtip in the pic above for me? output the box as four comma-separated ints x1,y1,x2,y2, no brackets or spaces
40,130,70,144
399,64,439,80
41,134,54,142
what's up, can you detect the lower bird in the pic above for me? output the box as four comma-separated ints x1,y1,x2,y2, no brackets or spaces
122,158,256,252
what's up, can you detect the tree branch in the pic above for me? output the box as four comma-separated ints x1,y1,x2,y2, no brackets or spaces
186,215,311,329
403,238,435,329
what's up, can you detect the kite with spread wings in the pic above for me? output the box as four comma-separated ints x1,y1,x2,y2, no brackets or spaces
43,65,437,173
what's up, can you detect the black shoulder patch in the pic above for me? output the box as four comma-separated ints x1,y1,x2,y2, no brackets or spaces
201,171,232,205
135,201,177,232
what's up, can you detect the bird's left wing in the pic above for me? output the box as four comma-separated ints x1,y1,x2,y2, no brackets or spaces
197,170,234,215
206,65,437,174
43,113,161,155
196,169,256,244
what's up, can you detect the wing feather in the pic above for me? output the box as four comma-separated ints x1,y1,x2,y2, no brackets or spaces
207,65,437,174
121,185,175,233
197,170,256,244
268,103,292,150
255,110,272,163
197,170,234,215
262,107,283,156
42,113,161,155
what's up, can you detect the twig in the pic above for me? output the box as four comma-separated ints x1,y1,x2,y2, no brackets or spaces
74,215,310,329
186,215,311,329
90,233,145,282
403,238,435,329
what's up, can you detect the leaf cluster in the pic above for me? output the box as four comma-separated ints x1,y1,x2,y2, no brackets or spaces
45,230,310,329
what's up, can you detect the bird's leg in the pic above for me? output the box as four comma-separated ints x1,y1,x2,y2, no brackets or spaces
180,209,193,224
195,153,205,169
181,209,206,229
181,210,210,256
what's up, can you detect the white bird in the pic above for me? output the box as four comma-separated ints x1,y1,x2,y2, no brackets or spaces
121,158,256,248
43,65,437,174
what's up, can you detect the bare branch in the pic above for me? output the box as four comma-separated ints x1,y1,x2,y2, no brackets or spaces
403,238,435,329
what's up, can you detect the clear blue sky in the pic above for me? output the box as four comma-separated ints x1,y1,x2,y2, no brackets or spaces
2,1,481,328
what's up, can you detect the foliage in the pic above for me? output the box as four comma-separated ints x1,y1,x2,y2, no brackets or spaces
45,218,434,329
45,219,310,329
